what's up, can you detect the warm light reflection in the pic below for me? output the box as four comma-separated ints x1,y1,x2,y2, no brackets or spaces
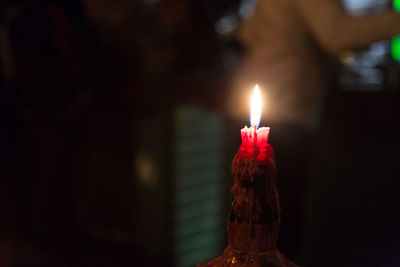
250,84,262,128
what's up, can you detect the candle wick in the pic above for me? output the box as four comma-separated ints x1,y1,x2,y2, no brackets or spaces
252,126,258,159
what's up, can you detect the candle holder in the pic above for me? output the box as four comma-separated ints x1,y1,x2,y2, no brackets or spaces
198,144,297,267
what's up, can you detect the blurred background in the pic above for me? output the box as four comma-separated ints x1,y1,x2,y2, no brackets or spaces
1,0,400,266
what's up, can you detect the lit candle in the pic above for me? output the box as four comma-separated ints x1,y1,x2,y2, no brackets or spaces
198,86,296,267
239,85,270,158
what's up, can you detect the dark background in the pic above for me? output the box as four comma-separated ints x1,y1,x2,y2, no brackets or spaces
1,0,400,266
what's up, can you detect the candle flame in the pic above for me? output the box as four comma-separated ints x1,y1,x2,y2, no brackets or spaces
250,85,262,128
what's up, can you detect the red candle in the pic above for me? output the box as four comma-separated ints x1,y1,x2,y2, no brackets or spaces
198,85,296,267
240,126,270,148
239,85,270,159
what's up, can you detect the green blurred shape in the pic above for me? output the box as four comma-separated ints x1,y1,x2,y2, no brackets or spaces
392,35,400,61
394,0,400,12
393,0,400,61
